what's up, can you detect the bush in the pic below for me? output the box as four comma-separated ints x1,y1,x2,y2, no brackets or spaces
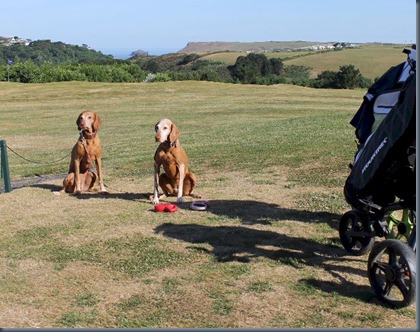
0,65,7,81
313,65,372,89
39,63,86,82
144,72,171,82
283,65,311,81
0,61,146,83
8,61,41,83
168,71,201,81
154,73,171,82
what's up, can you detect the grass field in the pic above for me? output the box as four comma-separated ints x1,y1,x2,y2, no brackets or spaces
0,81,416,328
284,44,409,79
201,44,409,79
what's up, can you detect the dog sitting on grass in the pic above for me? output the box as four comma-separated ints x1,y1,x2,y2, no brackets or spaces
151,118,201,204
55,111,107,195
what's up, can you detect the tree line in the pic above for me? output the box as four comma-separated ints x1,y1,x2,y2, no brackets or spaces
0,62,146,83
0,39,114,65
1,49,372,88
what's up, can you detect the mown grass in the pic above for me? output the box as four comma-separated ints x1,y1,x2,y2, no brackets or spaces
0,81,416,328
1,81,359,180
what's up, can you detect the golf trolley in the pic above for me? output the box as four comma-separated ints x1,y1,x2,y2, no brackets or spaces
339,46,416,308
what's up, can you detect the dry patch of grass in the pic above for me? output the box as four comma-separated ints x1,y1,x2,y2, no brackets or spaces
1,170,416,328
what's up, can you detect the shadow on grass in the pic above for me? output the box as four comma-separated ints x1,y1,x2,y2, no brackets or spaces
195,199,341,229
154,219,372,304
28,183,150,201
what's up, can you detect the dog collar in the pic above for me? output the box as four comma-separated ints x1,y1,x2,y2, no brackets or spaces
80,131,97,140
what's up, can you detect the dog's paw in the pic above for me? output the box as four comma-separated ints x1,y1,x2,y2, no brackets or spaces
176,197,184,204
52,191,61,196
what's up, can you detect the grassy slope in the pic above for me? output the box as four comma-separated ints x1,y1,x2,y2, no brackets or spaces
284,44,408,79
0,81,416,328
1,81,360,181
200,44,409,79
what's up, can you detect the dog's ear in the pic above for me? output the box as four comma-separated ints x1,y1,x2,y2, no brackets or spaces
92,113,102,132
169,122,180,143
76,113,82,130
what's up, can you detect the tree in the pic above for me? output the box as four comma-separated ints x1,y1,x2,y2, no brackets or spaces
313,64,371,89
228,53,284,84
270,58,284,75
336,64,364,89
313,70,338,88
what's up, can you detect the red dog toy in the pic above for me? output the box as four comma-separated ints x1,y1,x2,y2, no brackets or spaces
154,203,178,213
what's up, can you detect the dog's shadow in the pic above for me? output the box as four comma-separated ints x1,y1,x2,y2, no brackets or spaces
31,183,149,201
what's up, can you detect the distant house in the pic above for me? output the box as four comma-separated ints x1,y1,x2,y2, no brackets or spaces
0,35,31,46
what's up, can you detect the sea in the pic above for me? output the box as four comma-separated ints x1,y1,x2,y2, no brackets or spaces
100,48,177,59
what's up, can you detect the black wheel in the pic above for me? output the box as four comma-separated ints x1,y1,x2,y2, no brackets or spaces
368,239,416,308
407,210,416,253
339,210,375,255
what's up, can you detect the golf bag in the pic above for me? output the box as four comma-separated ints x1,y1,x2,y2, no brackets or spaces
344,46,416,211
350,46,416,145
340,46,416,308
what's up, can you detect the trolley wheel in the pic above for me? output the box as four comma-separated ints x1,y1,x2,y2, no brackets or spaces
339,210,375,256
368,239,416,308
407,210,416,253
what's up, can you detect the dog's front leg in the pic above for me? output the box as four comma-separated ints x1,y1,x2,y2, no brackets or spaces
177,163,185,203
153,163,161,204
95,157,107,193
74,158,82,195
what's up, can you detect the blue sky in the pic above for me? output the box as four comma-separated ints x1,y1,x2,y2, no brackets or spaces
0,0,416,57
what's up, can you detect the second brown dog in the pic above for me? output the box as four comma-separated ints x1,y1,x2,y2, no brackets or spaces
152,118,200,204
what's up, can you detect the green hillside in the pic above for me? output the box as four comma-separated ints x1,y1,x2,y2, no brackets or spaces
0,38,115,65
200,44,409,80
284,44,408,79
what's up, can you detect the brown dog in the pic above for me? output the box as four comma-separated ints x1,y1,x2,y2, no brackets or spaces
152,118,200,204
56,111,107,195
